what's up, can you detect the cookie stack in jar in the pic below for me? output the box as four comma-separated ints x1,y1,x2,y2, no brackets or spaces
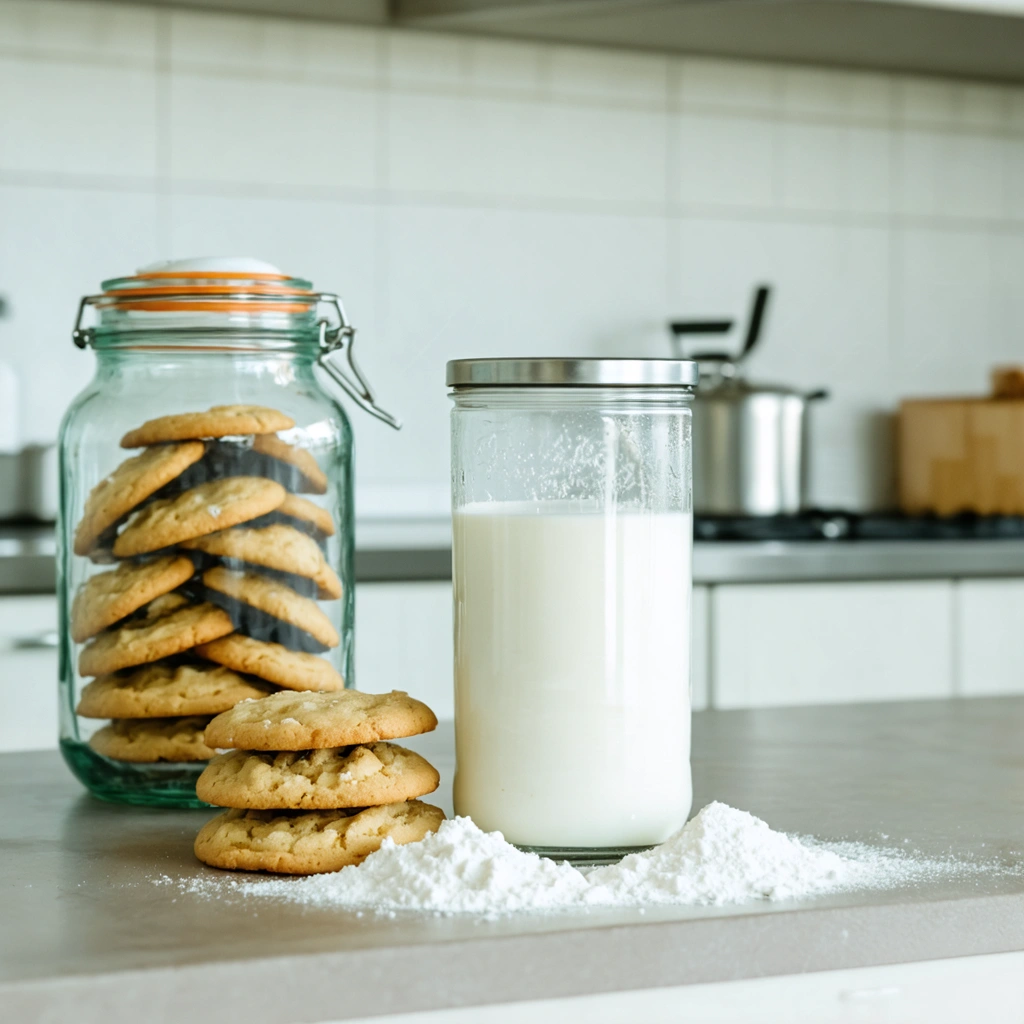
70,403,346,788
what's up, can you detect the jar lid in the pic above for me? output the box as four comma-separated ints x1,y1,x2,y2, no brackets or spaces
446,358,699,388
97,257,316,314
72,256,402,429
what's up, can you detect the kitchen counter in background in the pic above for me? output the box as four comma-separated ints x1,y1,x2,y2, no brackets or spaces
11,521,1024,590
5,698,1024,1023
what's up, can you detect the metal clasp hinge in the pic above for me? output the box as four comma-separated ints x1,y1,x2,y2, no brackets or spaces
316,293,401,431
72,295,102,349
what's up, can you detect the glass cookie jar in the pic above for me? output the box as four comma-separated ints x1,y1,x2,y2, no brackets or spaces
58,258,399,807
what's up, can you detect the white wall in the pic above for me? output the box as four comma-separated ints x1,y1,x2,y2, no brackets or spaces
2,0,1023,515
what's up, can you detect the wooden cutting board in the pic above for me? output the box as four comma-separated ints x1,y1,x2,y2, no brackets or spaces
899,385,1024,515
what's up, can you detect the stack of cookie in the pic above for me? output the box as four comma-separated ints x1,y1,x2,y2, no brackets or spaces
72,404,346,769
194,690,445,874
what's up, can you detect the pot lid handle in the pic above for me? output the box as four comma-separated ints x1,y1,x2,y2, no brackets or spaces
669,284,771,365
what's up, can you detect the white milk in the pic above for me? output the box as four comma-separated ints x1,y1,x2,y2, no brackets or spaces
453,503,692,849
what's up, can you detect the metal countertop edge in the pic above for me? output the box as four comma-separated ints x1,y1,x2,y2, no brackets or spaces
6,893,1024,1024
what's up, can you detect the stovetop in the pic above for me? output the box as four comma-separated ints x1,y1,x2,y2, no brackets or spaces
693,510,1024,542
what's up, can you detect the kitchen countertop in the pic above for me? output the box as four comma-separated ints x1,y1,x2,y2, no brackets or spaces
8,522,1024,590
4,698,1024,1023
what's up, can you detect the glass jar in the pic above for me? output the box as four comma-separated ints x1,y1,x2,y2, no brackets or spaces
448,358,698,865
58,258,398,807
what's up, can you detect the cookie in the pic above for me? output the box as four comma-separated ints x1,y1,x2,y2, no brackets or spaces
73,442,206,556
112,477,286,558
277,494,336,538
196,634,344,692
252,434,328,494
78,601,234,677
70,555,196,643
77,661,275,719
196,743,440,810
183,524,341,600
121,405,295,448
89,716,217,763
201,566,339,650
193,801,445,874
204,690,438,751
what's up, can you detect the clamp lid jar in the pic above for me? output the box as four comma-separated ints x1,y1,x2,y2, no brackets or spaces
59,258,398,807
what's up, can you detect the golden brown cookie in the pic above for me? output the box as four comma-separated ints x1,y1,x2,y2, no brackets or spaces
77,661,274,719
196,743,440,810
195,634,344,692
204,689,438,751
201,566,339,649
193,801,445,874
121,405,295,448
252,434,328,494
183,524,341,600
78,601,234,677
89,716,217,763
112,477,285,558
73,442,206,556
278,493,335,537
70,555,196,643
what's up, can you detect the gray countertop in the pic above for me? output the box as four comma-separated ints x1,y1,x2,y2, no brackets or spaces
4,698,1024,1022
7,522,1024,590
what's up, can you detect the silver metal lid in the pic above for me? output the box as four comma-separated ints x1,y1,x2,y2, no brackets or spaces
446,358,699,388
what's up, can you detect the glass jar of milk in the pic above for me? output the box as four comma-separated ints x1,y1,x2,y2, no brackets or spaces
448,358,698,864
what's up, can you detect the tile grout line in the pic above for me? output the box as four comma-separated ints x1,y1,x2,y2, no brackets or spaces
153,8,172,257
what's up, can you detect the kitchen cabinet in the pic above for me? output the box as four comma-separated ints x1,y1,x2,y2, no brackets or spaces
0,595,58,752
691,584,709,711
125,0,1024,82
356,581,708,717
712,581,955,708
956,580,1024,696
355,581,454,719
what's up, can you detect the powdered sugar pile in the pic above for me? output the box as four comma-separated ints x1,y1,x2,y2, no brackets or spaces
190,801,998,916
582,802,850,906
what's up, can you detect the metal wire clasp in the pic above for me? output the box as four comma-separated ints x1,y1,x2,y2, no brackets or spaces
316,294,401,430
72,295,103,349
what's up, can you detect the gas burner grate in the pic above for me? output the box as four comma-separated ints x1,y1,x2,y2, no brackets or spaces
693,510,1024,542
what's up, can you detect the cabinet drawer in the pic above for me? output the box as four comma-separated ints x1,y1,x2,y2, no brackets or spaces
355,581,453,720
691,584,709,711
0,595,59,752
956,580,1024,696
712,582,954,708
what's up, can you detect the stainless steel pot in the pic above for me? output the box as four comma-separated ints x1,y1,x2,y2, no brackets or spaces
670,286,827,516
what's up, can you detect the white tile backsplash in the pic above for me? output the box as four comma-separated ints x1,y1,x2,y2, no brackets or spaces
2,0,1024,511
168,10,379,83
0,0,156,62
0,56,157,177
168,72,378,189
675,113,776,209
0,184,160,443
676,56,780,115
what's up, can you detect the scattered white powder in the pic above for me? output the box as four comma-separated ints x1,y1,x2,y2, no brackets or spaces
181,802,1009,917
207,504,222,518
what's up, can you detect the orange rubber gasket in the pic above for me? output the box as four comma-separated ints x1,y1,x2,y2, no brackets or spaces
111,300,314,313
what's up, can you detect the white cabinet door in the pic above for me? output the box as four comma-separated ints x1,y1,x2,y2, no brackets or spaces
956,580,1024,696
0,595,59,752
712,582,954,708
691,584,709,711
355,581,454,720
